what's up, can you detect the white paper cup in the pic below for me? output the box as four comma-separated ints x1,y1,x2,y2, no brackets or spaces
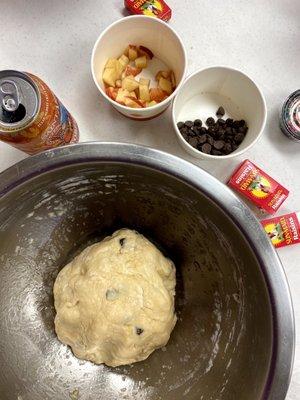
91,16,187,120
172,66,267,159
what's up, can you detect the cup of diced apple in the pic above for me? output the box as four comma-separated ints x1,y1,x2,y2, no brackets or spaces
91,15,187,120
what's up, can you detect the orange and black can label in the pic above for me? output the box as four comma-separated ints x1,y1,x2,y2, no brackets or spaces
0,70,79,155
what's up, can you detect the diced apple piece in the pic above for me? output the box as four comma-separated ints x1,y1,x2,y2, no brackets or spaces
124,65,142,77
103,68,118,87
115,79,122,88
128,45,139,61
118,54,129,70
135,56,147,69
105,58,117,69
105,86,118,101
155,71,163,81
129,91,137,99
170,71,176,88
138,45,154,59
146,100,157,107
116,89,131,105
124,96,144,108
149,88,168,103
139,77,150,87
155,70,171,81
162,70,171,79
102,58,123,86
139,84,151,102
122,76,139,92
158,77,172,95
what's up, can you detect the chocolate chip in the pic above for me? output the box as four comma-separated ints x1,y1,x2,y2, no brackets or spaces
216,106,225,117
206,117,215,126
181,116,248,155
212,149,222,155
207,135,214,145
201,143,212,154
208,126,217,136
182,132,189,141
213,140,225,150
198,134,207,144
191,125,200,135
234,132,245,144
238,125,248,134
106,288,119,301
181,126,188,134
194,119,202,127
136,327,144,335
119,238,125,246
223,143,232,154
218,128,225,138
189,137,198,148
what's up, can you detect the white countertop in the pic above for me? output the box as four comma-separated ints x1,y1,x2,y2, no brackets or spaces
1,1,299,398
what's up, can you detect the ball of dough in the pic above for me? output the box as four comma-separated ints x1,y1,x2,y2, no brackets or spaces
53,229,177,367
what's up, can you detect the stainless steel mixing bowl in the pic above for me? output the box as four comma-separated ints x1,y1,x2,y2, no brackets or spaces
0,143,294,400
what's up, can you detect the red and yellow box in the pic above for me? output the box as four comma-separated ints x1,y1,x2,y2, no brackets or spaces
228,160,289,214
261,212,300,248
124,0,172,22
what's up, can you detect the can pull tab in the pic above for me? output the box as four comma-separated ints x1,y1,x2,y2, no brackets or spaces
0,80,20,112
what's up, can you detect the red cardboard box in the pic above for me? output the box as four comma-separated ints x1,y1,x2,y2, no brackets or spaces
261,212,300,248
125,0,172,22
228,160,289,214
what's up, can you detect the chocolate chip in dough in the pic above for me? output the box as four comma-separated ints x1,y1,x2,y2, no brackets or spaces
136,327,144,335
119,238,126,246
216,106,225,117
106,288,119,301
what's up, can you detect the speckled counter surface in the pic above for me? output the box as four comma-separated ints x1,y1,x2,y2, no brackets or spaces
1,1,299,398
